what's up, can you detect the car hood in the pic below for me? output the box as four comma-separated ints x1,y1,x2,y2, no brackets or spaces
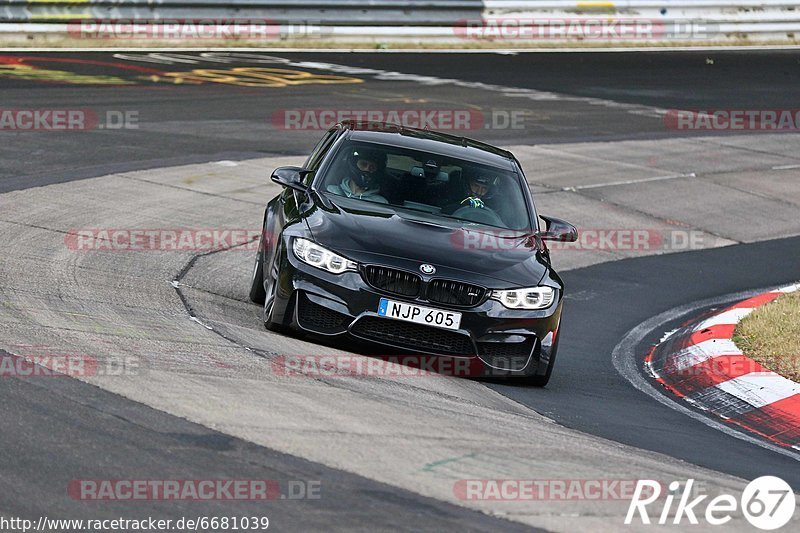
303,198,547,288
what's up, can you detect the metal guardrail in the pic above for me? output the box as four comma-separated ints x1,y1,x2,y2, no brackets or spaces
0,1,798,42
0,1,484,25
480,1,800,42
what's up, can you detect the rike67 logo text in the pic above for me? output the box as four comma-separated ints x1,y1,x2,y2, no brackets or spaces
626,477,796,530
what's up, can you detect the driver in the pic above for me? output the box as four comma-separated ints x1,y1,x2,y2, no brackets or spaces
444,174,498,214
327,148,388,203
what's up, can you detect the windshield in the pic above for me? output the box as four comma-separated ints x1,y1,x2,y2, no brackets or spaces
318,140,531,231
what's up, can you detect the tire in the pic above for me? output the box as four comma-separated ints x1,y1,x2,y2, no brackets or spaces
263,248,285,332
248,246,266,304
523,363,553,387
523,336,559,387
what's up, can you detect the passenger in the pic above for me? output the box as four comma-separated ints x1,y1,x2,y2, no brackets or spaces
326,148,388,203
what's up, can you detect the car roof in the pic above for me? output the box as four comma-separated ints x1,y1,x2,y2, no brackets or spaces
338,121,517,170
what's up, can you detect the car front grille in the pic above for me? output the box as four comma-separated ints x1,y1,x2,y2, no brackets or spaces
350,316,474,356
296,293,351,334
427,279,486,307
362,265,421,297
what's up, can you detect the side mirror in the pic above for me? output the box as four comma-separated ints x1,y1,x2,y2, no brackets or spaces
539,215,578,242
271,166,310,192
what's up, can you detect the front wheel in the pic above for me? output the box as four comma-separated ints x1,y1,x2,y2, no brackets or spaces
523,362,554,387
263,249,285,332
248,246,266,304
523,336,559,387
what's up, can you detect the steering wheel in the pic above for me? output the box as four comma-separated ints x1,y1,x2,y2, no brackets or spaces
451,205,505,226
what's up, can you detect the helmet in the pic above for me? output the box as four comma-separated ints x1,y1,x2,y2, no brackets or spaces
465,174,498,199
409,159,444,186
423,159,441,184
348,147,386,189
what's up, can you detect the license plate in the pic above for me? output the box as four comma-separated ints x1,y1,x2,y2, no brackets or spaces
377,298,462,330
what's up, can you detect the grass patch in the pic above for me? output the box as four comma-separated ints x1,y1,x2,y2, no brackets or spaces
734,290,800,382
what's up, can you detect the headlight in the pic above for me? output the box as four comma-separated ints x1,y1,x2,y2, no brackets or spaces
292,238,357,274
491,286,555,309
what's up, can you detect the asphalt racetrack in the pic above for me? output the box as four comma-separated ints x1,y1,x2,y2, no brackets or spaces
1,50,799,531
3,49,800,190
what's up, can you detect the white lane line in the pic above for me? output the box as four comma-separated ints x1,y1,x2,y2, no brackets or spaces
716,373,800,409
694,307,755,331
564,173,695,191
771,164,800,170
665,338,742,373
108,52,670,118
611,286,800,461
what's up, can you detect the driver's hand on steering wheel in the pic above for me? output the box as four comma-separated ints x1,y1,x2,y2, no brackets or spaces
461,196,485,209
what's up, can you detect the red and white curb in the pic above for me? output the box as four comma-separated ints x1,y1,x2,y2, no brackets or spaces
646,283,800,449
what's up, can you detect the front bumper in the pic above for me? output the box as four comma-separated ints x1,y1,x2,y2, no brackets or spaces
272,250,562,378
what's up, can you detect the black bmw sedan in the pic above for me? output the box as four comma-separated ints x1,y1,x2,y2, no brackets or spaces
249,121,576,385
